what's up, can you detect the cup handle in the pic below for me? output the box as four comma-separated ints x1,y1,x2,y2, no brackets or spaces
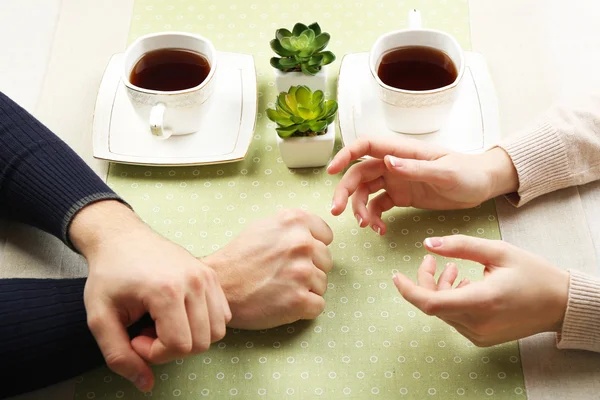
408,9,422,29
150,103,172,139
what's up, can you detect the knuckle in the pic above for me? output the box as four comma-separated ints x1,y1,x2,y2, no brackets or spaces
104,352,129,372
172,341,193,354
293,236,314,254
291,264,313,283
278,208,307,225
290,290,308,309
187,271,206,293
192,341,211,353
158,281,183,300
211,325,227,343
421,299,441,316
493,240,511,257
87,313,106,332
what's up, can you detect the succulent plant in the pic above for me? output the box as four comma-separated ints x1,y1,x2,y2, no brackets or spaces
267,85,338,138
270,22,336,76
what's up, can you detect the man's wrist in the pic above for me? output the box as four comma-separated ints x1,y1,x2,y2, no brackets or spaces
480,147,519,199
69,200,147,259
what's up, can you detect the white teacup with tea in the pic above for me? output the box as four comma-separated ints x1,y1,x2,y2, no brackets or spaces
122,32,218,139
369,10,465,134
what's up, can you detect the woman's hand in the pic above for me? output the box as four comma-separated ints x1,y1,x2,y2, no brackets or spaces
393,234,569,346
328,136,518,234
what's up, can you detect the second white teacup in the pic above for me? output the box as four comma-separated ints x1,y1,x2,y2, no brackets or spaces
369,10,465,134
122,32,218,139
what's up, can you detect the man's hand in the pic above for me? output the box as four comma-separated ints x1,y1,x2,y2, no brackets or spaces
203,209,334,330
70,201,231,392
328,136,518,235
393,235,569,346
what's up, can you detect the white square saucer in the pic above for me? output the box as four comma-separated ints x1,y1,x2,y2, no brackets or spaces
93,52,257,166
337,52,500,153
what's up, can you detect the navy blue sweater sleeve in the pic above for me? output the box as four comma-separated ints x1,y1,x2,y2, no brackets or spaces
0,91,125,248
0,93,154,398
0,278,153,399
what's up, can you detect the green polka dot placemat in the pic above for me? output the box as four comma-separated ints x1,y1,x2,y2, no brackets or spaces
75,0,526,399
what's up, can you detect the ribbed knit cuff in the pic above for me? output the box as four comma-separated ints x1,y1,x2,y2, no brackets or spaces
62,193,130,251
498,122,571,207
556,269,600,352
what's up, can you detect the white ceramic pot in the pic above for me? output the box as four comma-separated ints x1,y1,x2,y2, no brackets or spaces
276,122,335,169
274,65,328,94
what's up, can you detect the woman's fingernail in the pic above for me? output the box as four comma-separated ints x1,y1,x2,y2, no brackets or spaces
371,225,381,235
327,161,335,171
424,237,443,248
355,213,363,226
388,156,401,168
392,274,400,284
330,203,335,211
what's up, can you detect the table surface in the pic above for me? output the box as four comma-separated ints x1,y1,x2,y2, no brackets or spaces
2,0,600,399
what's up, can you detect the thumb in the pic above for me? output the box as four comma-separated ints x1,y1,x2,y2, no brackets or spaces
423,235,510,266
384,155,452,187
88,309,154,392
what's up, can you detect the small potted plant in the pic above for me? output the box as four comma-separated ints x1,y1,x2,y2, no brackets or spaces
270,22,336,94
267,85,337,169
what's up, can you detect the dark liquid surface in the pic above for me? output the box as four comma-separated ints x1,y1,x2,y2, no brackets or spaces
129,49,211,91
377,46,458,91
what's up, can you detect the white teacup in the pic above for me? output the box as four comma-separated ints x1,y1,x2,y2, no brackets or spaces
122,32,218,139
369,10,465,134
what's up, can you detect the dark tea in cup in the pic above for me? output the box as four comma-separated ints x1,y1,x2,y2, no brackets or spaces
377,46,458,91
129,48,211,92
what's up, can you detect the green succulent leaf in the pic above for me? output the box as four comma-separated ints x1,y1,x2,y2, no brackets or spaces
280,37,295,51
266,108,295,127
303,28,316,44
292,23,309,36
284,92,299,114
277,93,294,115
270,57,285,71
297,122,311,132
298,49,314,58
276,126,298,138
290,115,305,124
325,115,336,125
313,33,331,52
278,57,299,68
276,28,293,41
324,100,338,118
308,22,321,36
309,120,327,133
296,34,310,49
298,106,315,120
308,54,324,66
320,50,336,66
295,86,312,108
270,39,295,57
311,90,324,108
299,63,317,76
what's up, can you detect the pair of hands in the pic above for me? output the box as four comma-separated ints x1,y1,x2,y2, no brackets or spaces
70,201,332,392
327,136,569,346
72,135,570,392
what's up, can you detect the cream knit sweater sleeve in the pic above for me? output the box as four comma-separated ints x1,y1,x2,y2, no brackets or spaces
498,95,600,352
